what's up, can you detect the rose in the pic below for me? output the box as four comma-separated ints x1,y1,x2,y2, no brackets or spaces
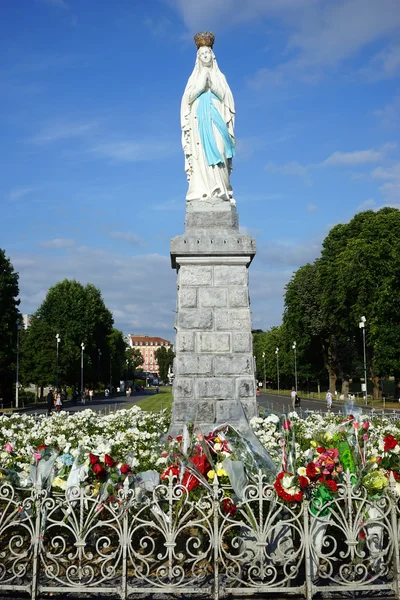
363,421,370,431
306,462,319,480
299,476,309,489
120,464,131,475
283,420,291,430
89,453,99,465
4,443,13,452
104,454,115,468
324,479,338,493
384,435,398,452
221,497,237,516
93,463,106,478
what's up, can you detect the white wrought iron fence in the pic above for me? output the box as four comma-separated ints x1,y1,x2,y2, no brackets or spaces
0,473,399,600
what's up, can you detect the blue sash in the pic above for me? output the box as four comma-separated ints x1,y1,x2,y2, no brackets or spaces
197,91,235,166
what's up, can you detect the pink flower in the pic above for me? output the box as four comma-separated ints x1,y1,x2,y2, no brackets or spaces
4,443,13,452
363,421,370,431
283,420,291,430
363,434,369,441
32,452,41,461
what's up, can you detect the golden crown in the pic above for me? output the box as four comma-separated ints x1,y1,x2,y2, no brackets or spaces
194,32,215,49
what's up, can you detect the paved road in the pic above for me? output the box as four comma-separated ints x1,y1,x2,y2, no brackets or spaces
23,390,157,416
258,392,400,416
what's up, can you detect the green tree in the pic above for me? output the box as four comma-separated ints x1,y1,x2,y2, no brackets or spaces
317,208,400,399
107,329,128,390
155,346,175,383
126,347,144,375
0,250,20,404
21,279,113,390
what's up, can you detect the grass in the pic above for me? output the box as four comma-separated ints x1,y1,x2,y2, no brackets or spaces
134,387,173,412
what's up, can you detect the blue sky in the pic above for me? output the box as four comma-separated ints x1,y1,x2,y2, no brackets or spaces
1,0,399,339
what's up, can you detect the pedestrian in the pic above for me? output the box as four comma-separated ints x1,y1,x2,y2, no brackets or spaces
89,389,94,402
105,388,109,398
55,392,62,412
291,387,297,410
47,389,54,416
156,386,159,394
326,390,333,411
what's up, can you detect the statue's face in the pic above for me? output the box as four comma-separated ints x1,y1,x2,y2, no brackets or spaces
198,46,212,66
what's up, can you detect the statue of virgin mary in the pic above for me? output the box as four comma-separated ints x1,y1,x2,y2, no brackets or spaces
181,32,236,202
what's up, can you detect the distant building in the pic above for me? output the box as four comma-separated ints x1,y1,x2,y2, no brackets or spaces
128,334,171,375
22,314,32,329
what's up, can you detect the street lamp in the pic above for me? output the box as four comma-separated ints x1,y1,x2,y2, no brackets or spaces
80,342,85,398
275,347,280,394
55,333,61,390
359,316,368,405
262,351,266,390
110,353,113,395
125,358,129,392
15,319,22,409
98,349,102,393
292,341,297,394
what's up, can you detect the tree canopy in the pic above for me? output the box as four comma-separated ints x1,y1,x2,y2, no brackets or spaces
0,250,20,403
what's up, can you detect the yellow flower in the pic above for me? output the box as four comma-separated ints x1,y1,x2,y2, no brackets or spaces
311,441,317,448
207,470,216,479
52,476,66,490
0,472,3,479
297,467,307,476
215,437,220,443
216,468,227,477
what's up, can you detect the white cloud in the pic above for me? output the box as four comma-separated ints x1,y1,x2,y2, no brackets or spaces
40,238,74,248
257,238,322,267
322,149,385,167
374,96,400,128
247,68,285,89
265,161,311,185
143,16,171,36
29,121,97,144
150,199,183,212
109,231,143,247
371,163,400,199
360,44,400,82
307,203,317,212
10,247,177,337
89,140,177,163
7,187,38,201
357,199,377,211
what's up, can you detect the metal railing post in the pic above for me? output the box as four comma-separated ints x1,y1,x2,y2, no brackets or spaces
31,483,42,600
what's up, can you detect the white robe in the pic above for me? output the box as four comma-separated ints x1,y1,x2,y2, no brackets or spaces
181,53,235,201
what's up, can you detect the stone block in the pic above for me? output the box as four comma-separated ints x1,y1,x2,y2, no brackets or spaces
178,309,213,330
232,333,252,353
195,378,234,399
214,355,253,375
228,287,249,308
237,378,256,397
214,266,247,286
240,398,258,420
216,400,245,423
180,266,212,286
215,309,252,331
175,332,195,353
175,355,213,375
173,377,194,398
194,401,216,423
171,400,195,423
199,288,227,308
179,288,197,308
197,332,231,353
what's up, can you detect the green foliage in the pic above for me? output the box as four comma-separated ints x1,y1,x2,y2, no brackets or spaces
126,347,144,374
20,279,114,389
154,346,175,383
0,250,20,402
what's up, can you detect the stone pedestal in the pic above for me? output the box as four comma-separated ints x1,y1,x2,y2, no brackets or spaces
169,199,258,434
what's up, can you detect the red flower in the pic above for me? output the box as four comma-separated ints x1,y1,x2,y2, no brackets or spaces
37,445,47,452
89,453,99,465
182,453,210,492
316,447,326,454
299,476,309,489
306,462,319,480
104,454,115,468
283,420,291,430
324,479,338,493
120,464,131,475
161,464,179,480
93,463,106,478
360,529,366,540
221,498,237,516
384,435,398,452
363,421,370,431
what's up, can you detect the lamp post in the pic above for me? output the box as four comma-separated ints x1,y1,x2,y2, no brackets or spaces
262,352,266,390
292,341,297,394
15,319,22,409
55,333,61,390
80,342,85,398
110,353,113,395
275,347,280,394
359,316,368,405
125,359,129,393
97,349,102,393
